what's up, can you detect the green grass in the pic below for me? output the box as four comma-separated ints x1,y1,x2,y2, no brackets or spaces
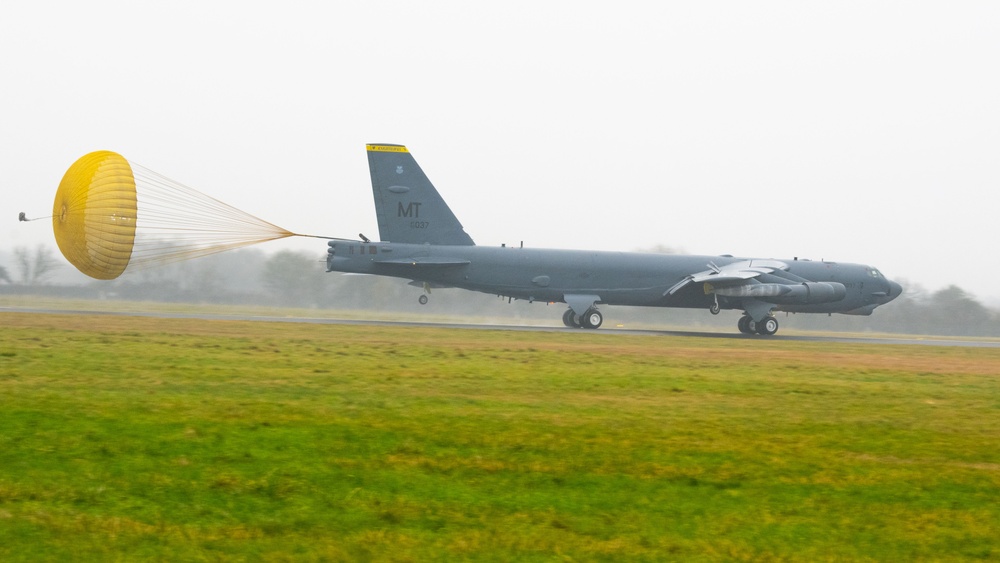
2,312,999,561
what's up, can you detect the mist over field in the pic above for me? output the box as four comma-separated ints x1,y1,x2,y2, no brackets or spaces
2,246,997,337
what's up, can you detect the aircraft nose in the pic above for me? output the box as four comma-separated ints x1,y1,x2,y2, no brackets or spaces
884,279,903,303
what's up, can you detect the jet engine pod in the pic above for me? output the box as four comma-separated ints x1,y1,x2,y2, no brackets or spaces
712,282,846,304
777,282,847,304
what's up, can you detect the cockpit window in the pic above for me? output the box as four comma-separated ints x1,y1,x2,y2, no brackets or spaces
868,268,882,279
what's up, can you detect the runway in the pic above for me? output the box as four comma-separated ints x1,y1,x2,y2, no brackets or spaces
5,306,999,348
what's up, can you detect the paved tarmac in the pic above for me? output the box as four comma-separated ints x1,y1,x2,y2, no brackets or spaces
5,306,999,348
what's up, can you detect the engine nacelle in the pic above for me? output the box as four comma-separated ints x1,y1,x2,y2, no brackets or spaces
778,282,847,304
713,282,846,304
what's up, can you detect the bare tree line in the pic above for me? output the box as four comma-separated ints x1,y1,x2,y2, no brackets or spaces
1,246,61,285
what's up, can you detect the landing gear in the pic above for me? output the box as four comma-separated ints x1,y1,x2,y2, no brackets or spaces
562,308,603,329
709,294,721,315
562,309,580,328
418,282,431,305
580,308,603,329
738,314,778,335
756,316,779,336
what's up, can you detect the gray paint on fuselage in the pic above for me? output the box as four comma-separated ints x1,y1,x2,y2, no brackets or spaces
327,242,893,315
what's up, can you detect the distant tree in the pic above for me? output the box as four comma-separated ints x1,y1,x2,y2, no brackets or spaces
13,245,60,285
924,285,993,336
106,248,271,304
261,250,327,306
186,260,226,301
869,278,924,332
0,263,10,283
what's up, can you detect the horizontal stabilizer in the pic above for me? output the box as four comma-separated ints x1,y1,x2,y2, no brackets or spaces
374,257,471,267
407,280,453,289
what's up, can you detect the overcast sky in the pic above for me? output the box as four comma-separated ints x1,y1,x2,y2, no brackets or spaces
3,2,998,302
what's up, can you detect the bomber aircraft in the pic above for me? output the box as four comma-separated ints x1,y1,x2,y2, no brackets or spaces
326,144,902,335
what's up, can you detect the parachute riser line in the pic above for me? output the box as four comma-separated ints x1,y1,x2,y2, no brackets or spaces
290,233,343,241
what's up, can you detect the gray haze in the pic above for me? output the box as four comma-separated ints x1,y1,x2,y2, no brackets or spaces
2,248,996,337
3,2,999,302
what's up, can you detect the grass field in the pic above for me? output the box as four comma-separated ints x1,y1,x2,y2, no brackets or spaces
2,312,999,561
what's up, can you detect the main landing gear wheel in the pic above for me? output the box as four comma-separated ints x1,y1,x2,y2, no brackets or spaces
756,316,779,336
562,308,603,329
580,308,603,329
562,308,581,328
739,315,778,335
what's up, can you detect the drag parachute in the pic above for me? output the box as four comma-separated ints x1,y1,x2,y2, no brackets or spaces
53,150,305,280
53,151,138,279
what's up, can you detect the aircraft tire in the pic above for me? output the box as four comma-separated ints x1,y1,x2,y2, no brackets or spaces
562,309,581,328
738,315,754,334
418,294,429,305
581,309,603,330
757,316,779,336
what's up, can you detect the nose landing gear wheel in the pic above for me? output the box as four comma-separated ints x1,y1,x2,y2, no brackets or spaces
418,294,429,305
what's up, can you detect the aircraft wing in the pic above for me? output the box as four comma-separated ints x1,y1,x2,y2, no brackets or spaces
665,259,789,295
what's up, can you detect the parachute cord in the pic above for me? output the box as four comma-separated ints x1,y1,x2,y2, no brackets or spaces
19,212,52,222
289,233,349,241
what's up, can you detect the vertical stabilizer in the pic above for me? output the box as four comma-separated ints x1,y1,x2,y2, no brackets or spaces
366,144,475,246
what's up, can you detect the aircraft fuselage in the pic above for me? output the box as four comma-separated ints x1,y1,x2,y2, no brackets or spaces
327,241,897,317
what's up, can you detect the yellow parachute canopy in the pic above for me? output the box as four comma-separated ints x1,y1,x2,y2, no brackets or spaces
53,151,137,279
53,150,304,280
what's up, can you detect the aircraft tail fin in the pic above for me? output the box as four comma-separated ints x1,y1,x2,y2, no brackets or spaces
366,144,475,246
